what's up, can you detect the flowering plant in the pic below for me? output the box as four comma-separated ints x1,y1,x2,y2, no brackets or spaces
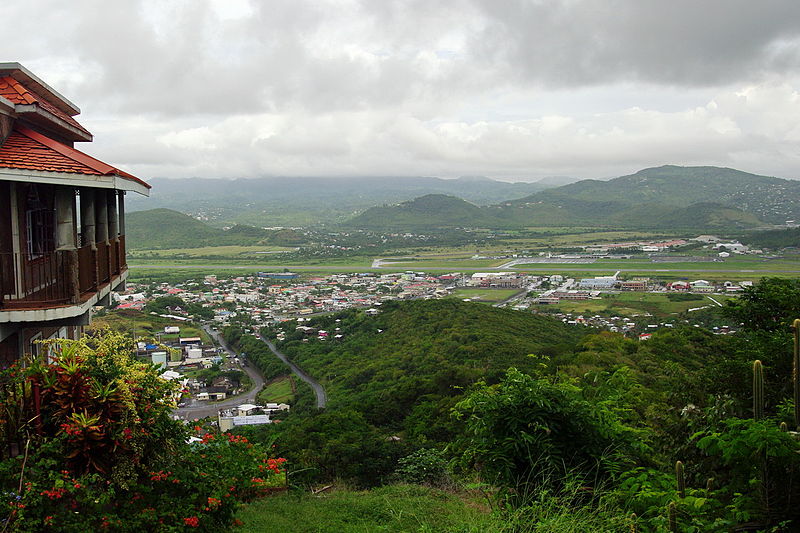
0,331,286,531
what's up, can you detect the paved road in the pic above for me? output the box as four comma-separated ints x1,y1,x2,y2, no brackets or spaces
173,326,266,420
258,334,327,409
131,264,800,274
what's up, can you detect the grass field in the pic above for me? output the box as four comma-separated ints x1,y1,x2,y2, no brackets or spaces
128,245,296,257
449,288,523,303
533,292,733,319
257,376,295,404
235,485,500,533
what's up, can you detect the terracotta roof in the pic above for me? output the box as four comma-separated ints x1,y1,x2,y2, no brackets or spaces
0,126,150,189
0,76,91,135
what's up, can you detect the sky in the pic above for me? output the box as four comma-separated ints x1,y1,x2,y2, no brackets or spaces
3,0,800,182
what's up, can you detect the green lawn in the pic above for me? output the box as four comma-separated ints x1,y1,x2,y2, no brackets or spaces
257,376,295,404
533,292,734,319
128,245,296,257
449,288,522,303
235,485,501,533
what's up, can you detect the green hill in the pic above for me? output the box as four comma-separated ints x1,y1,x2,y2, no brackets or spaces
344,166,779,231
126,208,226,249
272,299,586,435
347,194,491,229
517,165,799,224
126,208,299,249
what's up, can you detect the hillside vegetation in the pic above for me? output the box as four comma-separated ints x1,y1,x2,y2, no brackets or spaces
742,226,800,249
126,175,554,227
515,165,798,224
223,283,800,530
126,208,305,249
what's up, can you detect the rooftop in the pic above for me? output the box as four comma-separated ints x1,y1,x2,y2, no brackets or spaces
0,125,150,194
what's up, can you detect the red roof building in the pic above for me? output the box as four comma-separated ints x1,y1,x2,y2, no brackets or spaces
0,62,149,366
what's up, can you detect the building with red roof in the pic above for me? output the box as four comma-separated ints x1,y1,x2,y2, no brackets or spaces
0,63,150,365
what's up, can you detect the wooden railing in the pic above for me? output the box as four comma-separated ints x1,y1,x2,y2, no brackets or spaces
0,236,128,311
97,242,110,285
0,251,71,307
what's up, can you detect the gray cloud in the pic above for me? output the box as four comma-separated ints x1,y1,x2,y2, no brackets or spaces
2,0,799,180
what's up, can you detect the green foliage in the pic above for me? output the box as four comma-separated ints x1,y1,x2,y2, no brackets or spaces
723,278,800,333
236,483,506,532
276,300,587,434
143,294,185,314
453,368,645,497
222,326,293,382
393,448,451,487
0,332,286,531
742,226,800,249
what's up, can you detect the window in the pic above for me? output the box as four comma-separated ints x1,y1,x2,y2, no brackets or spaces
24,185,55,258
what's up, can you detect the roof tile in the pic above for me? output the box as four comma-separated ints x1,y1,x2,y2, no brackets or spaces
0,76,91,135
0,126,150,189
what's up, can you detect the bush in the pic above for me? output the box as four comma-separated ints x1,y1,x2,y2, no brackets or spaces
453,368,646,499
0,331,286,531
393,448,451,487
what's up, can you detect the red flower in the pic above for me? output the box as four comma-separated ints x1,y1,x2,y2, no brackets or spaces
183,516,200,527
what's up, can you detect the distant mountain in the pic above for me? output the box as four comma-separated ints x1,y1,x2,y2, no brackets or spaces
519,165,799,224
344,166,778,231
126,175,554,227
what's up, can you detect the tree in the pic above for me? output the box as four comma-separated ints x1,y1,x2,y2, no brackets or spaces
723,278,800,332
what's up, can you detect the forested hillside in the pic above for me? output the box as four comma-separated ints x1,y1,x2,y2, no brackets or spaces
126,208,306,249
516,165,799,224
226,285,800,530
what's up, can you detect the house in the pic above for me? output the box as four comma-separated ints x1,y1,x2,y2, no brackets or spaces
0,63,150,365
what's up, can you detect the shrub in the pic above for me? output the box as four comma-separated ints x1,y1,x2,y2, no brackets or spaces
0,331,286,531
393,448,451,487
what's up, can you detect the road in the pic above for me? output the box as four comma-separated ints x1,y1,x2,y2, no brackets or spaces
130,264,800,274
258,334,327,409
173,325,266,420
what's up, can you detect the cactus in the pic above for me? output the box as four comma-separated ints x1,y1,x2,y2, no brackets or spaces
794,319,800,429
668,501,677,532
629,512,637,533
705,477,714,496
780,421,788,432
675,460,686,498
753,360,764,421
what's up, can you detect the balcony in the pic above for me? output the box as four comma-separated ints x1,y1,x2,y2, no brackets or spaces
0,235,127,312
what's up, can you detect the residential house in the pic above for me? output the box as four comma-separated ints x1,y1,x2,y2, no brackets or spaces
0,63,149,365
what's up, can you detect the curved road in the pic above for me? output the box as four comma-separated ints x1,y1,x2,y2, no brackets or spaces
173,325,266,420
258,334,327,409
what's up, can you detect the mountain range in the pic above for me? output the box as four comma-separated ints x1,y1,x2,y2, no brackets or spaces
348,166,797,230
126,175,565,227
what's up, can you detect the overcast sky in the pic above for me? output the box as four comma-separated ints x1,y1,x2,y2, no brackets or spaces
4,0,800,181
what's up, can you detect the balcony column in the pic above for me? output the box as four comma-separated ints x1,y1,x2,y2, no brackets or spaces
107,191,118,239
106,191,119,276
95,191,109,244
55,187,79,303
117,191,126,236
79,188,96,248
79,189,98,291
55,187,77,250
117,191,127,272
